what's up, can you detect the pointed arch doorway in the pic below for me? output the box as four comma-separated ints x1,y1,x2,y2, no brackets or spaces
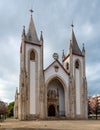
48,105,56,116
47,78,65,117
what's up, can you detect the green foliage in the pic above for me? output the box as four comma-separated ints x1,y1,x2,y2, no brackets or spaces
7,101,14,117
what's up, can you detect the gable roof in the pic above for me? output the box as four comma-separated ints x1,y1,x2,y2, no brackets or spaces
44,60,69,75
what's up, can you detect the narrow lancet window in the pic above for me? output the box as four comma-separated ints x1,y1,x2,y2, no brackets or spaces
75,60,79,69
30,50,35,61
66,63,69,70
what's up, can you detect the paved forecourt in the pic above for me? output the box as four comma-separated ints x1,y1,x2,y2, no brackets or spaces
0,118,100,130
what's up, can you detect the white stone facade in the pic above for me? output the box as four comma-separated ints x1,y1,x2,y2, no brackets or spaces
14,15,88,120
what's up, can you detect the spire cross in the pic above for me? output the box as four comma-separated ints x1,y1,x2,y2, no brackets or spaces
29,9,34,15
71,21,74,28
71,23,74,28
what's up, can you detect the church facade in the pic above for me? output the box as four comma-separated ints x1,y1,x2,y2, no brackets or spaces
14,14,88,120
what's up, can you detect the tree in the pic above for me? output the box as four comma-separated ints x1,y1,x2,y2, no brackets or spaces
0,101,8,121
7,101,14,117
88,98,92,115
88,96,100,119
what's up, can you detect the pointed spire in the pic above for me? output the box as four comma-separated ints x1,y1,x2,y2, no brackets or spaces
70,27,82,55
27,11,39,43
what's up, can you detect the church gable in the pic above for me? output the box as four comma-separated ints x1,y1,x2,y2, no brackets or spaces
44,60,69,85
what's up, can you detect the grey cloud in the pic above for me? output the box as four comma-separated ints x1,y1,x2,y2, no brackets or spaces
0,0,100,102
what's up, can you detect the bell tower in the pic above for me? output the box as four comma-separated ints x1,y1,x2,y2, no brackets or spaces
62,25,88,119
19,11,45,120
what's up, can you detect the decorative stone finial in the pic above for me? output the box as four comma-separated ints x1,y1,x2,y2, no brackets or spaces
62,49,64,55
82,43,85,56
23,25,25,34
53,53,59,60
83,43,84,48
40,31,43,41
62,50,65,61
22,25,26,40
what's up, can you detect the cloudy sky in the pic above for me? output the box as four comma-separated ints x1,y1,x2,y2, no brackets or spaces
0,0,100,103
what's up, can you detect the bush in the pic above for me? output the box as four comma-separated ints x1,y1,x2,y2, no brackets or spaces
7,102,14,117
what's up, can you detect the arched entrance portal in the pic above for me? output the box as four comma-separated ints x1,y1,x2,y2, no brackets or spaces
48,105,56,116
47,78,65,117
